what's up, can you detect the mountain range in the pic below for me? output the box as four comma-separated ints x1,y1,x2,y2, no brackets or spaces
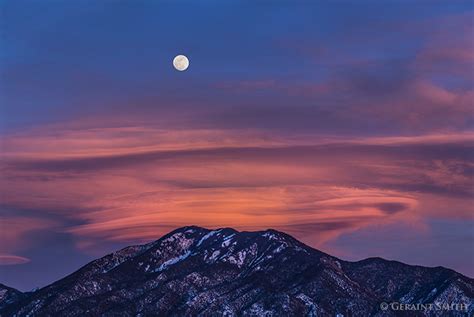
1,226,472,316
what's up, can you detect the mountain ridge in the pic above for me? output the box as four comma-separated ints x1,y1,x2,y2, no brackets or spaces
1,225,473,316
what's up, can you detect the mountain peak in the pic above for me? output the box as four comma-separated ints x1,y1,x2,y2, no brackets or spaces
143,225,316,273
168,225,307,248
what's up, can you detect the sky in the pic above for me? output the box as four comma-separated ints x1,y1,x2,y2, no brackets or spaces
0,0,473,291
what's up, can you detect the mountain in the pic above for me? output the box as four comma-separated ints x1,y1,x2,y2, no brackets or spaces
1,226,473,316
0,283,25,311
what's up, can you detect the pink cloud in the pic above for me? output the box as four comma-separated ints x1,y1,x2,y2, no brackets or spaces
1,120,472,257
0,216,57,254
0,255,30,265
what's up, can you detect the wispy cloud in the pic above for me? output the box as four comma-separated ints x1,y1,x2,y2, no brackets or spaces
1,123,472,261
0,255,30,266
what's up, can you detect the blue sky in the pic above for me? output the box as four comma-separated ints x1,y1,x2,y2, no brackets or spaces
1,0,473,290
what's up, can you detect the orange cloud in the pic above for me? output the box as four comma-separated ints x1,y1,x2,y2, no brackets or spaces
1,121,472,255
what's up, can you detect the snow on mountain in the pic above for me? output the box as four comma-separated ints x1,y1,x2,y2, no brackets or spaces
1,226,473,316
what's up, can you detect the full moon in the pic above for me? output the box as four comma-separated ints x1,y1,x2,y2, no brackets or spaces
173,55,189,71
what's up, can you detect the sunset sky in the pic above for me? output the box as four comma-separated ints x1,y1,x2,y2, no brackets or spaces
1,1,473,291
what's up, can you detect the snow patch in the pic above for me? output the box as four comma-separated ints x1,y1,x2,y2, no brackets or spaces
222,239,232,247
223,233,235,241
273,244,286,253
208,250,220,261
227,250,247,267
197,230,221,247
296,294,318,317
263,232,278,240
155,251,191,272
160,232,195,251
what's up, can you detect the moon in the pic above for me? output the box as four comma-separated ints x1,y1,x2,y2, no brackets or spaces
173,55,189,71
